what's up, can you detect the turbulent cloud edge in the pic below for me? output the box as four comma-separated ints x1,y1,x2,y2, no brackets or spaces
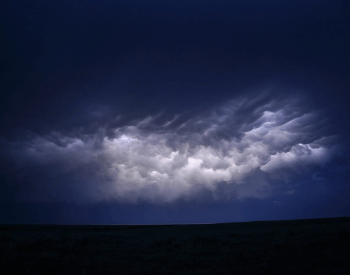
1,95,341,203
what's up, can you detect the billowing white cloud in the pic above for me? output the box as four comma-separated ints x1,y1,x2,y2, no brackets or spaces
2,94,340,203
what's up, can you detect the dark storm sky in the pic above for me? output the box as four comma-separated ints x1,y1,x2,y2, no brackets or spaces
1,0,350,224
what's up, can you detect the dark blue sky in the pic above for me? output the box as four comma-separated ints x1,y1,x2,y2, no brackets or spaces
1,0,350,224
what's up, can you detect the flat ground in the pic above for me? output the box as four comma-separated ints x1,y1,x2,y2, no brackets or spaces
1,217,350,274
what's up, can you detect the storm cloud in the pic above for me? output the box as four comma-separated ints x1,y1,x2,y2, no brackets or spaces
1,92,340,204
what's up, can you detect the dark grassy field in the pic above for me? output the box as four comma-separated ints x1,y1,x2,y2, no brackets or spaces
1,217,350,274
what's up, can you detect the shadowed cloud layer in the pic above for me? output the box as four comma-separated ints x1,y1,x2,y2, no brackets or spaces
1,92,340,204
